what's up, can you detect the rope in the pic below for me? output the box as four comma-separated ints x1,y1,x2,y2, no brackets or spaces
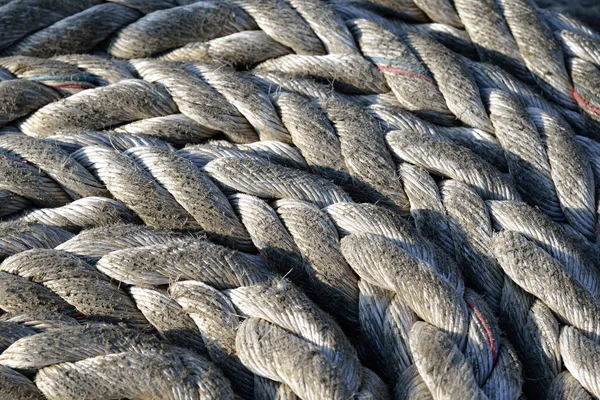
0,0,599,398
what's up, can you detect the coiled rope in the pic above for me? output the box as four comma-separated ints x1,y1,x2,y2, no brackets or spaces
0,0,599,398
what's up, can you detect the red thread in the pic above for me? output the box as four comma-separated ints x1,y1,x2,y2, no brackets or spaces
573,88,600,116
68,311,85,318
466,301,498,364
48,84,93,90
0,153,32,166
257,248,271,262
377,65,436,85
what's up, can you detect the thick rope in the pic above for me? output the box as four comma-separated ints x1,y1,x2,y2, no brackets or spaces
0,0,599,398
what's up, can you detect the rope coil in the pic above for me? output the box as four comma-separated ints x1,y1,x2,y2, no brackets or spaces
0,0,599,398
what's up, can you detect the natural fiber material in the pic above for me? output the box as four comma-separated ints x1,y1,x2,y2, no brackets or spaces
0,0,599,398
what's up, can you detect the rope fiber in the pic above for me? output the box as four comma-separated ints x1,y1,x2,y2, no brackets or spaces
0,0,599,398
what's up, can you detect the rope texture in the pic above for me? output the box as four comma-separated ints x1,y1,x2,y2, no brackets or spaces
0,0,599,399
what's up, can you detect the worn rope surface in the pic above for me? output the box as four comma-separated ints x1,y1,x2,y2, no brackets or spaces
0,0,600,399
